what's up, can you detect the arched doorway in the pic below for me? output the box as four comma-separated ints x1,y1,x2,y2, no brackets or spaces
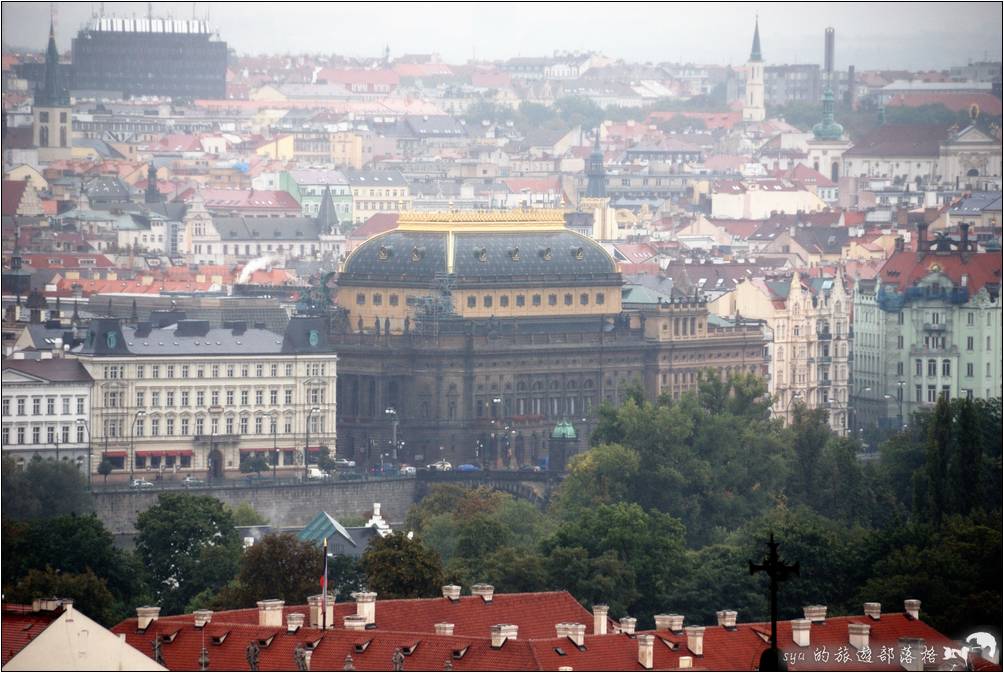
208,449,224,480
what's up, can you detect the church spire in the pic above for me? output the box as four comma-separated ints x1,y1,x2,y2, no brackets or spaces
315,185,341,234
749,16,763,63
40,17,64,106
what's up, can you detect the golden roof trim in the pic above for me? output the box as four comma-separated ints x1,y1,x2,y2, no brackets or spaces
396,209,567,229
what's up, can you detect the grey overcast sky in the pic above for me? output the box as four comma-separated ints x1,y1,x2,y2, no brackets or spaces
2,2,1001,70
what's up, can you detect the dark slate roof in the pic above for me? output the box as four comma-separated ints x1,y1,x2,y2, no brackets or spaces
1,358,93,383
404,115,467,137
792,225,849,254
212,215,323,241
950,191,1002,215
340,230,617,284
75,317,284,356
843,124,950,158
344,169,407,186
83,175,133,200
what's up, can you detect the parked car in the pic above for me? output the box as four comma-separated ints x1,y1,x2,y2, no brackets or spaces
306,467,332,481
426,460,453,472
455,463,482,473
519,464,542,472
182,475,205,487
333,458,357,468
130,479,155,489
399,465,417,476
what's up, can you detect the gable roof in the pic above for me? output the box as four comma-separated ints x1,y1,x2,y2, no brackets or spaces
1,604,63,666
1,180,28,217
1,358,94,384
879,249,1002,293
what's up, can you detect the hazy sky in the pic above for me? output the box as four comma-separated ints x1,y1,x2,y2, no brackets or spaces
2,2,1001,71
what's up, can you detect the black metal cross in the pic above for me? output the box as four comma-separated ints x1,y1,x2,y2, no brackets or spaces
749,532,799,672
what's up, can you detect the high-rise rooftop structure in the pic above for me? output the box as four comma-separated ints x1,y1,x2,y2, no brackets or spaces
71,16,227,99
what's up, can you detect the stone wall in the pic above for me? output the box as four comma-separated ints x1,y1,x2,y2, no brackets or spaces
92,478,418,536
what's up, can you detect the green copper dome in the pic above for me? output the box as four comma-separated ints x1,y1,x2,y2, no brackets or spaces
551,420,577,440
812,87,845,141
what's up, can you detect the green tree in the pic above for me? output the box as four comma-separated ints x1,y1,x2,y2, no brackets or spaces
1,457,93,521
10,567,119,626
228,502,268,526
2,514,147,612
239,454,270,478
553,443,640,516
97,459,113,485
360,532,444,599
236,533,325,606
136,493,242,614
316,446,337,473
789,403,830,503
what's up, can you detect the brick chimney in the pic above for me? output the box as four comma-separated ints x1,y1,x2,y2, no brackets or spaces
904,599,921,620
638,633,655,670
803,605,827,623
352,591,377,625
716,610,737,630
490,624,517,648
592,604,609,635
685,626,705,656
894,236,905,252
619,617,637,635
441,584,461,601
193,609,213,628
434,623,454,636
960,222,970,251
472,584,495,603
344,614,367,631
898,637,925,672
257,599,284,627
286,613,305,633
863,602,881,620
849,623,871,650
136,606,160,631
792,619,811,647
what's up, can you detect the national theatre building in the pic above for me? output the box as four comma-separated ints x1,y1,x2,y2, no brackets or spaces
329,210,768,468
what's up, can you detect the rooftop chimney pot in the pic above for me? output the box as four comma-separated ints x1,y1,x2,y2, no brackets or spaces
904,599,921,620
566,623,585,647
256,599,285,627
286,613,305,633
792,618,811,648
679,655,694,669
804,605,827,623
638,633,655,670
434,623,454,636
344,614,367,631
490,623,517,648
472,583,495,603
136,606,161,631
442,584,461,601
619,617,637,635
193,609,213,628
849,622,871,650
306,593,335,629
685,626,705,656
864,602,881,620
592,604,609,635
351,590,377,625
898,637,925,671
716,610,738,629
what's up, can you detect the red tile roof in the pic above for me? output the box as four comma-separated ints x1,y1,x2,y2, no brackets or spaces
2,180,28,217
885,92,1002,116
349,213,400,241
879,249,1002,292
1,604,63,666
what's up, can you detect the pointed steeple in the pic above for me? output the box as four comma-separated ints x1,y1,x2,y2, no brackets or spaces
315,185,341,234
812,86,845,140
749,16,763,63
40,18,65,106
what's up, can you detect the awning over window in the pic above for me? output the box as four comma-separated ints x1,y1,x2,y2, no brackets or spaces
102,451,127,458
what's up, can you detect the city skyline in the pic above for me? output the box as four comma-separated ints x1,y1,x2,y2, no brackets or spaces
2,1,1002,71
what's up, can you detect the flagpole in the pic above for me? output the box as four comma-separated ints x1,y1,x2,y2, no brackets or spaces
322,536,329,630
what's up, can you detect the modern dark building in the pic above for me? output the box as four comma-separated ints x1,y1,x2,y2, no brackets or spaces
71,17,227,99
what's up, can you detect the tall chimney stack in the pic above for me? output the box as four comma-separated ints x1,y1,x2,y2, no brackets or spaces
916,221,929,252
638,634,655,670
960,222,970,251
685,626,705,656
592,604,609,635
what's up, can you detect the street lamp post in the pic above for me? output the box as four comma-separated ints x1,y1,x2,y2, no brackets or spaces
384,407,398,462
130,411,146,483
785,390,803,421
304,406,320,481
